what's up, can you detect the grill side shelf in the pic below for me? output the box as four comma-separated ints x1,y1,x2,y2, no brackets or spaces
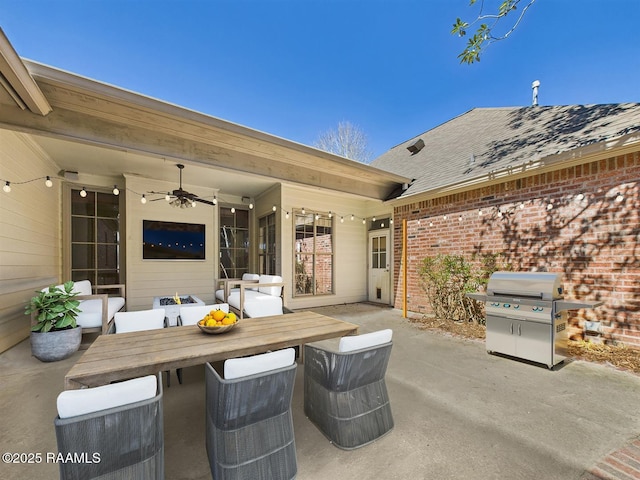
555,300,603,312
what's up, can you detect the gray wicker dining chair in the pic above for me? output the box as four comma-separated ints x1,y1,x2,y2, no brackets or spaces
205,348,297,480
304,329,394,450
54,373,164,479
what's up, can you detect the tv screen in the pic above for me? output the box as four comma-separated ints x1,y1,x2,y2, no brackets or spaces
143,220,205,260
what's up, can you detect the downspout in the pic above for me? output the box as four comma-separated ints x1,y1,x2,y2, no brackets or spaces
402,218,407,318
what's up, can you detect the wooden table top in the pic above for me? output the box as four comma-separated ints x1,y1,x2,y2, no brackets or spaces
64,310,358,389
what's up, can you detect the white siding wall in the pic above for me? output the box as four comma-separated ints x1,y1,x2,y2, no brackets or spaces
281,184,371,310
124,176,218,311
0,131,61,353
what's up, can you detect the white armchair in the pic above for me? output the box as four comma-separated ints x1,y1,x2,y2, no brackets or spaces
39,280,125,335
225,275,285,319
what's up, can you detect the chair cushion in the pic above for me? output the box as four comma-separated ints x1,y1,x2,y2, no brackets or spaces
339,329,393,352
75,297,125,328
56,375,157,419
114,308,165,333
179,304,229,326
242,273,260,291
46,279,92,296
258,275,283,296
226,291,283,317
224,348,295,379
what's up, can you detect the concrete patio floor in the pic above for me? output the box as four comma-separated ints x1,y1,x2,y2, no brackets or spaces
2,302,639,480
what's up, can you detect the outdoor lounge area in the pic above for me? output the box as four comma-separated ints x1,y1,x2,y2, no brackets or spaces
2,303,640,480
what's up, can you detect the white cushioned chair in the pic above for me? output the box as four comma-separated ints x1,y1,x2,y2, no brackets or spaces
225,274,285,319
41,280,126,336
215,273,260,302
113,308,166,334
304,329,394,450
178,303,229,326
54,374,163,479
205,348,297,479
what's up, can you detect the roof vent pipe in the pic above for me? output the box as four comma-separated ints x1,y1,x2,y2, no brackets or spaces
532,80,540,106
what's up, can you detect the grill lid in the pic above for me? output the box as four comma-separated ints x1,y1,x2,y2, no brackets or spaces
487,272,563,301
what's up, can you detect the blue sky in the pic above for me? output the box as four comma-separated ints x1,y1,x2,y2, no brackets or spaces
1,0,638,159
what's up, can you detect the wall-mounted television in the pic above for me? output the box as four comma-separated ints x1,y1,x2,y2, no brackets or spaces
143,220,205,260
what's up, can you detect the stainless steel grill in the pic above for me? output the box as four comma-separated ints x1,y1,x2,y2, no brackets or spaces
468,272,603,369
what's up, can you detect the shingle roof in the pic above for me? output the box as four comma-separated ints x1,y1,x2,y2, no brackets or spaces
371,104,640,199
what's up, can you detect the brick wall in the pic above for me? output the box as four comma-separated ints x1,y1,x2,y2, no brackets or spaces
393,152,640,347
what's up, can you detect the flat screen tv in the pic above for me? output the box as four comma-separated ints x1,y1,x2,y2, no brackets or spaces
143,220,205,260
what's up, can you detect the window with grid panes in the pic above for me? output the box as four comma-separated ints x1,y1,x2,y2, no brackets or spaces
258,213,276,275
219,206,250,279
70,188,121,285
294,212,333,296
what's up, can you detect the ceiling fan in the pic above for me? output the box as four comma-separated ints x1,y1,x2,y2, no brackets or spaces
150,164,215,207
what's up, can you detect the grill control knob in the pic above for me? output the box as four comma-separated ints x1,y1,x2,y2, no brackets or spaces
514,305,520,310
503,304,510,308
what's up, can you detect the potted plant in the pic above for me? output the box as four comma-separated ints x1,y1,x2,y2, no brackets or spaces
25,281,82,362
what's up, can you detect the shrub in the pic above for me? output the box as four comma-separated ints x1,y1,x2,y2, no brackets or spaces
418,253,510,325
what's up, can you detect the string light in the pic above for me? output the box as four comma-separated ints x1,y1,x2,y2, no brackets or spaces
112,185,120,195
3,181,11,193
340,216,344,223
301,207,305,215
231,207,235,214
165,192,171,202
140,194,147,204
80,187,87,198
45,176,53,188
272,205,277,212
213,196,218,205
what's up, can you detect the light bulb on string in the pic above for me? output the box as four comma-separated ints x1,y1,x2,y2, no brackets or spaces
3,181,11,193
140,194,147,204
301,207,305,215
165,192,171,202
112,185,119,195
315,213,319,220
340,216,344,223
285,211,290,219
272,205,277,212
350,214,354,221
213,196,217,205
45,176,53,188
231,207,235,214
80,187,87,198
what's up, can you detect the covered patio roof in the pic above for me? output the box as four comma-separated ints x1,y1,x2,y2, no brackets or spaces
0,28,410,200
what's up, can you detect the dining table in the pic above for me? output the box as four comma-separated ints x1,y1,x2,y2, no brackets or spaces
64,310,359,389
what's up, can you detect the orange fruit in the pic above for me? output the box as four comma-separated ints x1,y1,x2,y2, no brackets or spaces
222,317,234,325
212,310,226,321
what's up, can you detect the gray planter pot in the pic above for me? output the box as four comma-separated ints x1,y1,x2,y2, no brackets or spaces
30,327,82,362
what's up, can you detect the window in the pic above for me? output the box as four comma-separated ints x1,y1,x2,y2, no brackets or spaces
294,212,333,296
258,213,276,275
70,188,121,285
219,206,250,279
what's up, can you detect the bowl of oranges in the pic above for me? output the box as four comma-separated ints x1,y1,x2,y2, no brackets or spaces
197,309,238,334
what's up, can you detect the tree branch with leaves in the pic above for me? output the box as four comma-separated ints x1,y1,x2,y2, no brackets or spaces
452,0,537,64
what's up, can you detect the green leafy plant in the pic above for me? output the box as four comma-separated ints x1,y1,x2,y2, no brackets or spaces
25,281,80,332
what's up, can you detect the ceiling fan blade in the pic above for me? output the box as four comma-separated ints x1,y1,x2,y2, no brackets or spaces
195,197,215,206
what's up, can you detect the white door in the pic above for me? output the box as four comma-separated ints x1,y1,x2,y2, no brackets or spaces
368,231,390,304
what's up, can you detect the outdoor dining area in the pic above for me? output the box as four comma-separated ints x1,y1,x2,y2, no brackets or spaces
3,303,640,480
